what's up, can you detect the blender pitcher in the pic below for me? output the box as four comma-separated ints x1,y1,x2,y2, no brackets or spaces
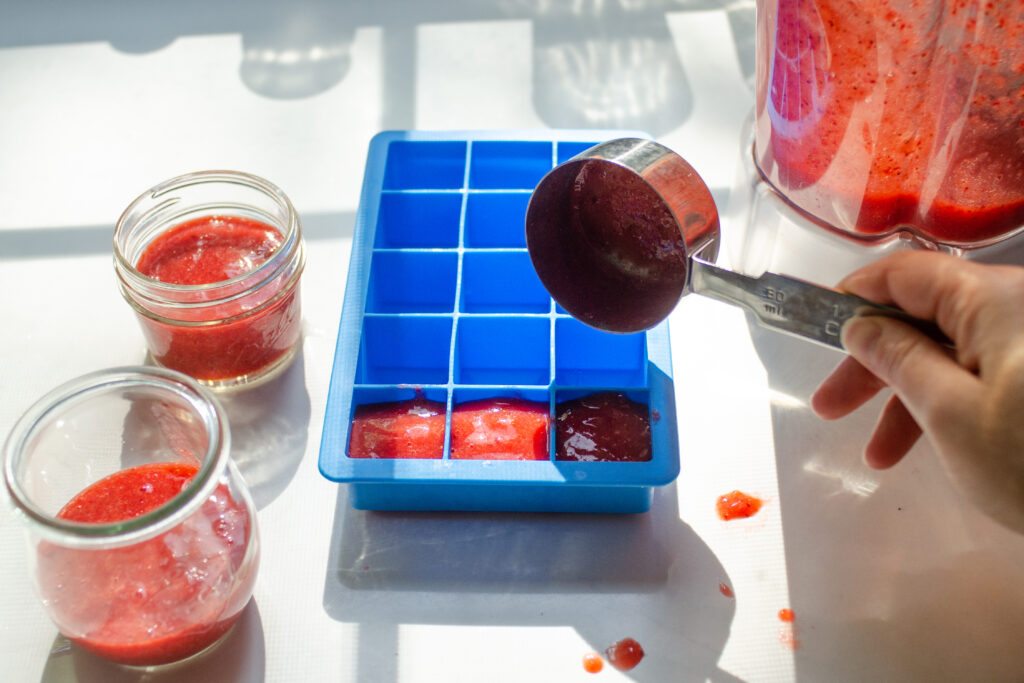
753,0,1024,248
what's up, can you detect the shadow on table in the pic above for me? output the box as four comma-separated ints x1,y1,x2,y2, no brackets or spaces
718,144,1024,680
38,601,265,683
529,2,692,137
128,338,310,512
322,483,740,682
5,0,755,126
0,208,353,262
746,302,1024,681
218,347,310,510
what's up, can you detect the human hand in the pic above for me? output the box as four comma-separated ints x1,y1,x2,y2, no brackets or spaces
810,250,1024,533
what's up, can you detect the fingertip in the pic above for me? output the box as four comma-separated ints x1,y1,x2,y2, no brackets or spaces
840,315,883,358
863,396,922,469
810,356,887,421
863,444,905,470
809,387,841,420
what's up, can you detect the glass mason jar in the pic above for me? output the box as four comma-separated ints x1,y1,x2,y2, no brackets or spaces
754,0,1024,248
3,367,260,667
114,170,306,391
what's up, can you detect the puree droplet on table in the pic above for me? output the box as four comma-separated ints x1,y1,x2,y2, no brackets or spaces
716,490,763,520
582,651,604,674
605,637,645,671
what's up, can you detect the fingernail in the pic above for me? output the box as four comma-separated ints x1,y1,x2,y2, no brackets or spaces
840,316,882,355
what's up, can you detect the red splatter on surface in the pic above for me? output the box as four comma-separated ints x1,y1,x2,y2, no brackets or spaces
777,607,800,649
605,637,645,671
779,624,801,650
582,652,604,674
719,582,735,598
716,490,764,520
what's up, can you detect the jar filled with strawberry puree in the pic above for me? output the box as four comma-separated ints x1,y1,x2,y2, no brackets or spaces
754,0,1024,249
114,170,306,391
2,367,260,667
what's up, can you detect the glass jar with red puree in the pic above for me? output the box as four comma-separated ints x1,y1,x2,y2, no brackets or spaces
3,367,260,667
115,170,305,390
755,0,1024,248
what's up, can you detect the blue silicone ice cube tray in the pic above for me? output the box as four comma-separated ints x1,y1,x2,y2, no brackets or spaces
318,130,679,513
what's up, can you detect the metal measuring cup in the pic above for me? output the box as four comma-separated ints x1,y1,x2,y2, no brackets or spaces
526,137,946,349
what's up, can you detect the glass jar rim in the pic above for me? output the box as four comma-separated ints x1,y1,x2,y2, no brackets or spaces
3,366,230,548
112,169,303,295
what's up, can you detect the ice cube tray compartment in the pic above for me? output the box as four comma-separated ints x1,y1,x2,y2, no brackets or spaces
319,130,679,513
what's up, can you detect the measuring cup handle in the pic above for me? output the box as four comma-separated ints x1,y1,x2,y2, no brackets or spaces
688,258,952,351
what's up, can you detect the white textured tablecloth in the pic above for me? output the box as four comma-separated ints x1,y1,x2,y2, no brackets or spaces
3,2,1023,681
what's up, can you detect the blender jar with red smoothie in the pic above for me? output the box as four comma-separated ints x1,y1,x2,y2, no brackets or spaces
754,0,1024,248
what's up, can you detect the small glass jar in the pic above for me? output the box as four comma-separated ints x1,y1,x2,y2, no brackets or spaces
753,0,1024,248
114,170,306,391
3,367,260,667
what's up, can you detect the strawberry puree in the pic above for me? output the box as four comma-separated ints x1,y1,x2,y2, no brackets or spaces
348,397,446,459
605,637,645,671
555,392,652,462
716,490,763,520
755,0,1024,244
450,398,550,460
39,462,256,666
582,652,604,673
133,215,302,381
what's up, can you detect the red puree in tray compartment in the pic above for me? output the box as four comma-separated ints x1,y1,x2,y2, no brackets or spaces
348,397,446,459
555,392,651,462
40,462,255,666
449,398,550,460
134,215,301,380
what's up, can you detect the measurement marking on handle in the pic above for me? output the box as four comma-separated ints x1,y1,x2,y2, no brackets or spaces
689,258,950,351
760,286,786,318
824,304,845,338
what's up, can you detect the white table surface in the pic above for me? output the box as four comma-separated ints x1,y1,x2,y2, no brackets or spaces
3,2,1024,681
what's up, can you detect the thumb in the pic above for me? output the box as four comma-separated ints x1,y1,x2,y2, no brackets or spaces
840,315,980,434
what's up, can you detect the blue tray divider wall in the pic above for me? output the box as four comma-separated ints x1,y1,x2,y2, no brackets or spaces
319,129,679,513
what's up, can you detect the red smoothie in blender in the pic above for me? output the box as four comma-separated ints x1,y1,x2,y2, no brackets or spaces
755,0,1024,246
